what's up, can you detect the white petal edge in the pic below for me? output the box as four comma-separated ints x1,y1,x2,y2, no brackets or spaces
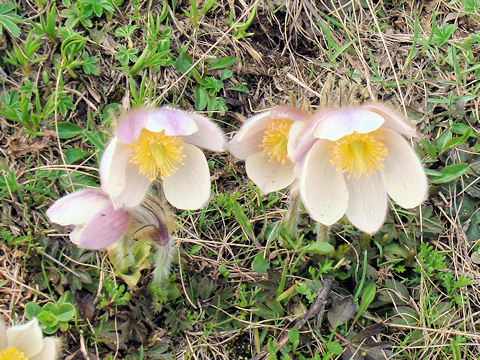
0,320,7,349
183,113,226,152
300,140,348,225
245,152,296,194
162,144,211,210
7,318,44,358
345,173,388,234
363,103,418,138
111,159,151,208
145,108,198,136
46,189,110,226
314,107,385,141
381,129,428,208
100,138,131,198
30,338,58,360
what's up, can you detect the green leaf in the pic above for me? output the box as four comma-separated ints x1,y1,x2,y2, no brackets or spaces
56,121,83,139
441,128,471,153
233,201,254,240
220,69,232,80
326,341,343,355
230,84,249,94
207,56,236,71
25,302,42,319
37,311,58,328
430,163,470,184
353,284,376,324
194,86,208,111
64,148,88,163
56,303,76,322
288,328,299,344
252,253,269,274
303,241,334,255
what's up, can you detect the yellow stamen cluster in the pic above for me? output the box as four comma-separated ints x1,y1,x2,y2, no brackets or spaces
127,129,185,181
329,130,388,179
0,347,27,360
259,119,294,164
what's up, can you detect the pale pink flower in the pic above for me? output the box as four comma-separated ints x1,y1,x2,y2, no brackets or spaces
290,103,428,234
227,106,307,193
0,318,59,360
46,189,130,249
100,108,225,210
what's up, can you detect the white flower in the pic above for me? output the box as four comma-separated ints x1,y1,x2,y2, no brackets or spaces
46,189,130,249
100,108,225,210
227,106,307,193
0,318,58,360
290,103,428,234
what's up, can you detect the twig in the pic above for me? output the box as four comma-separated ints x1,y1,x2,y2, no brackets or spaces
250,279,333,360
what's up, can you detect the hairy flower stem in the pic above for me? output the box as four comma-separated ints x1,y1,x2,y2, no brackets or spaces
279,190,301,241
316,222,329,243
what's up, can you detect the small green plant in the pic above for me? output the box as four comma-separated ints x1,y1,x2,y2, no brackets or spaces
0,2,22,37
3,31,45,75
25,292,76,334
97,278,131,309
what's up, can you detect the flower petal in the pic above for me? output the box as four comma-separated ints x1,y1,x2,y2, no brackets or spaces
76,203,130,249
381,129,428,208
300,140,348,225
145,108,198,136
110,159,151,208
7,318,44,358
0,320,7,349
345,173,388,234
100,138,131,198
162,144,211,210
288,117,318,163
313,107,385,141
46,189,110,226
183,113,226,152
30,338,58,360
363,103,418,137
228,106,307,160
116,109,150,144
245,152,296,193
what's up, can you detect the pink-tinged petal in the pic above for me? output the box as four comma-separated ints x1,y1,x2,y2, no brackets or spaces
183,113,226,152
30,338,59,360
288,118,318,163
345,173,388,234
46,189,110,226
100,138,131,198
300,141,348,225
162,144,210,210
69,226,82,245
76,203,130,249
245,152,296,193
0,320,7,349
145,108,198,136
363,103,418,138
313,107,385,141
116,109,150,144
7,319,44,358
111,160,151,208
270,106,308,123
227,112,273,160
381,129,428,208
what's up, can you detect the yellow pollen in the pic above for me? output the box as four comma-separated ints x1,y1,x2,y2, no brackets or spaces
259,118,294,164
329,130,388,179
0,347,28,360
127,129,186,181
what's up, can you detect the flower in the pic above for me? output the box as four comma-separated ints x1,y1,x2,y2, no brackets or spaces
227,106,307,193
100,108,226,210
290,103,428,234
0,318,58,360
46,189,130,249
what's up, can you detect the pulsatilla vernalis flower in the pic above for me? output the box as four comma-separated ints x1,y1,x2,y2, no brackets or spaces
0,318,59,360
290,103,428,234
227,106,307,193
46,189,130,249
100,108,225,210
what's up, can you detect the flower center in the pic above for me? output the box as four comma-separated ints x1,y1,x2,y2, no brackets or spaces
0,347,27,360
127,129,185,181
259,119,294,164
329,130,388,179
